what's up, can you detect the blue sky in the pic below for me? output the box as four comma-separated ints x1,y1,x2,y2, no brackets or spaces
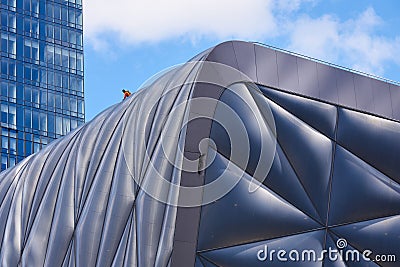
83,0,400,121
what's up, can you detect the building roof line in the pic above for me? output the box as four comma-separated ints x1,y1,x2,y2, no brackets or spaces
252,41,400,87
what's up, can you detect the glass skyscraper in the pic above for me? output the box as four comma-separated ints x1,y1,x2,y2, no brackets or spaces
0,0,84,171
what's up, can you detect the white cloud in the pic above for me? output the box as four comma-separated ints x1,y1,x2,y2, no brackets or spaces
84,0,277,46
340,8,400,74
83,0,399,77
286,7,400,76
286,14,340,61
274,0,317,13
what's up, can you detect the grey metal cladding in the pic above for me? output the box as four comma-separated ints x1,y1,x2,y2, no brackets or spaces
265,98,333,223
209,120,231,159
195,42,400,267
316,63,339,104
329,146,400,225
259,85,337,139
216,89,263,175
276,52,300,93
354,73,374,112
371,79,392,118
254,44,279,88
336,107,400,183
263,144,321,222
197,152,321,251
1,41,399,267
336,68,357,108
0,60,199,266
297,57,319,99
390,84,400,121
205,41,238,69
232,41,257,82
184,117,214,154
197,85,400,266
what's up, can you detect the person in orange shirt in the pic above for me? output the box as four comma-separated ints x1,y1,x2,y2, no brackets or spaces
122,89,131,100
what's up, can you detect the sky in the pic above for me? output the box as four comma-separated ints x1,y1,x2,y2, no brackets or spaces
82,0,400,121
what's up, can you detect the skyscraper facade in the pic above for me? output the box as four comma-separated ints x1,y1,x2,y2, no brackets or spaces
0,0,84,171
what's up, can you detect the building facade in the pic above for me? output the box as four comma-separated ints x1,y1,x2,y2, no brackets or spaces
0,41,399,267
0,0,84,171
